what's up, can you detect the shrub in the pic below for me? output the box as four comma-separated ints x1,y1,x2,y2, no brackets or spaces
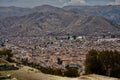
0,49,13,62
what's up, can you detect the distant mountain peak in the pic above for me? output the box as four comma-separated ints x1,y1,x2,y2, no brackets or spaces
35,4,56,8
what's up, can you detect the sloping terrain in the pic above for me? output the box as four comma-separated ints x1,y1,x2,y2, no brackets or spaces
0,54,119,80
0,5,120,37
62,16,120,36
0,10,119,37
0,11,76,37
1,5,120,26
0,6,32,19
0,5,66,19
0,65,119,80
63,5,120,25
0,58,9,64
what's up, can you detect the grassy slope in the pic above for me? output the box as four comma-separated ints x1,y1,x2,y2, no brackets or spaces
0,59,119,80
0,65,119,80
0,58,9,64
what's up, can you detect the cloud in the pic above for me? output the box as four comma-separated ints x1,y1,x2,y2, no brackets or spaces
107,0,120,5
63,0,86,6
115,0,120,5
62,0,115,6
0,0,17,3
107,2,115,5
59,0,65,3
0,0,119,7
0,0,63,7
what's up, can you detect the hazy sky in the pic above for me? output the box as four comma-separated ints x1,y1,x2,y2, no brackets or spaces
0,0,120,8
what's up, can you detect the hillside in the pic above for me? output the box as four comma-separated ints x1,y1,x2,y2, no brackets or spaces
62,16,120,36
1,5,120,25
0,58,9,64
0,5,120,37
0,65,119,80
0,9,119,37
0,5,65,19
63,5,120,25
0,6,32,19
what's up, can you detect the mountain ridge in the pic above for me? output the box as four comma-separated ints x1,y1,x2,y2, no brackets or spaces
0,5,120,37
0,12,119,37
63,5,120,25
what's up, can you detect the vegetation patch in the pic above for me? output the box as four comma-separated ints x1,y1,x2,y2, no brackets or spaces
85,49,120,78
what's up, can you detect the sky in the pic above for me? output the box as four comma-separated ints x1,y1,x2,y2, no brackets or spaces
0,0,120,8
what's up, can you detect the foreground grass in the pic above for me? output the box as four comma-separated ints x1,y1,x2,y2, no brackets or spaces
0,58,9,64
0,65,119,80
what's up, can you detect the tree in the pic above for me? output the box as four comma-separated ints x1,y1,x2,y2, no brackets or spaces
85,49,102,74
85,49,120,78
98,50,113,76
64,65,79,77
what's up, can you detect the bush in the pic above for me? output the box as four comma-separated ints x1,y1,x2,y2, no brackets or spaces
38,66,63,76
64,68,79,77
0,49,13,62
28,62,80,77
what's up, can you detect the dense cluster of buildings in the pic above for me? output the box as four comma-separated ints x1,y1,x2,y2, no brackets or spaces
0,35,120,75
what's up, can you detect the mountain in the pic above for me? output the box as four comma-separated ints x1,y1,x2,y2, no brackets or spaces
63,5,120,25
0,5,66,19
0,5,120,37
33,5,65,13
0,6,32,19
62,16,120,36
0,7,119,37
0,5,120,26
0,11,77,37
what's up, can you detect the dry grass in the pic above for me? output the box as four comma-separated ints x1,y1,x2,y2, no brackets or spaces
0,65,119,80
0,58,9,64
